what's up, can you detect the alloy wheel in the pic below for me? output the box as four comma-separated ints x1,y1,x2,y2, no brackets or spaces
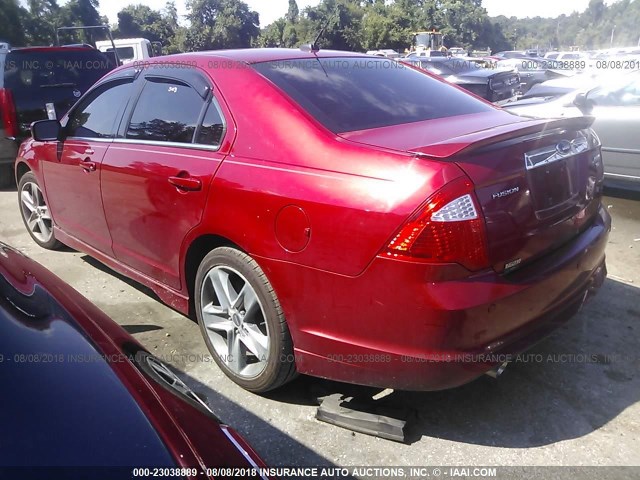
199,265,270,378
20,181,53,244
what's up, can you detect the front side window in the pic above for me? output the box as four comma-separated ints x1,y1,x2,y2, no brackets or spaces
254,57,491,133
67,80,133,138
126,78,205,143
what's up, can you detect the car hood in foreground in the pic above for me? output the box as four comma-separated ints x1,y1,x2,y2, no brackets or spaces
0,243,269,474
0,270,176,467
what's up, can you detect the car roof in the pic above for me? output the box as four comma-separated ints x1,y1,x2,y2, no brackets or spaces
161,48,371,64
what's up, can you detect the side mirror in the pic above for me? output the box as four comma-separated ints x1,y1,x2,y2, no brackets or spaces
31,120,61,141
573,92,594,114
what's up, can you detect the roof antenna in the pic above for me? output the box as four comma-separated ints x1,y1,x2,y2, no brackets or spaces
300,9,337,53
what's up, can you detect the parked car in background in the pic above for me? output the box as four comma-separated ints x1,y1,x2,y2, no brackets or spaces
365,49,401,59
525,49,542,57
96,38,161,64
521,69,628,100
16,49,609,394
404,50,447,58
544,51,588,61
496,57,567,94
520,71,600,100
493,50,527,60
0,44,116,187
0,242,269,475
406,57,520,103
505,69,640,189
448,47,467,57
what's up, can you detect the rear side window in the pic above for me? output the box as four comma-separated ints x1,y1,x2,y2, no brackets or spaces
67,80,133,138
253,57,491,133
196,100,225,147
3,50,115,92
126,78,205,144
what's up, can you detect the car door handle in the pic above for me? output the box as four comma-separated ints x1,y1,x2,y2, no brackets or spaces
168,175,202,191
79,160,96,172
84,148,95,155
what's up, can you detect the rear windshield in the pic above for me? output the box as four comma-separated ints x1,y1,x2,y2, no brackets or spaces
3,49,115,92
253,57,492,133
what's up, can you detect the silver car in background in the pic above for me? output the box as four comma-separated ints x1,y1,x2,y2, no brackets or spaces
505,70,640,189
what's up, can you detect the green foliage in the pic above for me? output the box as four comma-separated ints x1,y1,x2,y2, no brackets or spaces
262,0,640,53
114,4,175,46
0,0,29,45
494,0,640,51
184,0,260,51
5,0,640,53
58,0,103,43
257,19,286,47
21,0,61,45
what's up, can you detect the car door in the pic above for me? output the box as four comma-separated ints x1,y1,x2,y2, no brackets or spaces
100,69,229,290
589,73,640,181
41,75,135,255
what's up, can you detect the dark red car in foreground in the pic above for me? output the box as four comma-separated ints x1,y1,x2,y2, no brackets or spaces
15,49,610,393
0,242,268,477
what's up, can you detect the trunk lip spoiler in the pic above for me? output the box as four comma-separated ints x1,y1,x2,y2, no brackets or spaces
410,116,595,159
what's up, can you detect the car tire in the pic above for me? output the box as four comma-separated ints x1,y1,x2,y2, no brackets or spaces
0,165,14,189
194,247,297,393
18,172,62,250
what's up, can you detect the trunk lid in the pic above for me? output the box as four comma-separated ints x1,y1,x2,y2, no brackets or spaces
341,112,603,273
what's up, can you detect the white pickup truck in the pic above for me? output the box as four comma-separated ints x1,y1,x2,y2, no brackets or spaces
95,38,160,64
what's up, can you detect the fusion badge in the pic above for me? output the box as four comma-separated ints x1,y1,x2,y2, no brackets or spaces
492,186,520,200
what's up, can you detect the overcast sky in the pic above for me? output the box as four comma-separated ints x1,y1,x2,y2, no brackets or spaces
95,0,608,26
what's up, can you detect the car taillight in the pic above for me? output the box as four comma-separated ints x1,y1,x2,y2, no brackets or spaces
384,176,489,271
0,88,18,138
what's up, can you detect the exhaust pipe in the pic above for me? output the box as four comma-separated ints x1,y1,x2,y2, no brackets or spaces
485,361,509,379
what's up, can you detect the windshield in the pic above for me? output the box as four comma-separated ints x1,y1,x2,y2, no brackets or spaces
254,57,492,133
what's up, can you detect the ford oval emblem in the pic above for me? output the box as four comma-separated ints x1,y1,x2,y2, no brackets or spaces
556,140,572,156
73,89,82,98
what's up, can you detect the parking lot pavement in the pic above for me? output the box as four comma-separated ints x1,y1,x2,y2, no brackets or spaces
1,183,639,472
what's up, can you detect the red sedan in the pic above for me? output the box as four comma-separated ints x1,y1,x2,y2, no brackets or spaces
15,49,610,393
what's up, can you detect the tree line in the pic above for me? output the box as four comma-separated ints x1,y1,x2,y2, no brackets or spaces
1,0,639,54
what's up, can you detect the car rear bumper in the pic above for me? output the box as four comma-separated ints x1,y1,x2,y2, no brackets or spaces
262,205,611,391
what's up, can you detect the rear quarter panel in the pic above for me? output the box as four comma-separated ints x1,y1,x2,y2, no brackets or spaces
185,62,464,277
